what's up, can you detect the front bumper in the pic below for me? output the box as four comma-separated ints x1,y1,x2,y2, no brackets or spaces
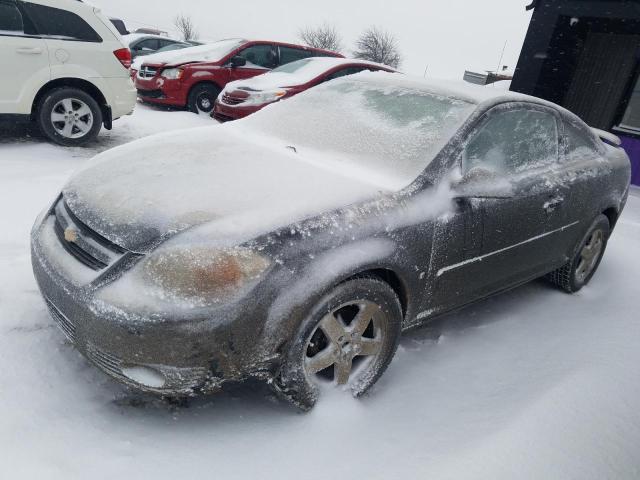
134,75,186,108
212,100,262,122
30,205,282,396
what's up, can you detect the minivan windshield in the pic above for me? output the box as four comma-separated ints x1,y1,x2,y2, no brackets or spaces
241,75,477,190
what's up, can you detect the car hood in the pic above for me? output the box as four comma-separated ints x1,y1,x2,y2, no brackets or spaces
225,73,305,93
63,125,390,253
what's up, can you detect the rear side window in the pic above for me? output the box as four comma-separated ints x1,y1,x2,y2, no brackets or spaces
279,46,312,65
464,108,559,174
564,121,601,160
0,1,23,34
23,2,102,42
134,38,159,52
237,44,277,69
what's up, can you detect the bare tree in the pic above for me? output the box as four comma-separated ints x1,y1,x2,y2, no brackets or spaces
173,14,199,42
353,26,402,68
299,23,343,53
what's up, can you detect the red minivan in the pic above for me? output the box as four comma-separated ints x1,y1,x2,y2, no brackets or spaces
134,38,342,113
213,57,396,122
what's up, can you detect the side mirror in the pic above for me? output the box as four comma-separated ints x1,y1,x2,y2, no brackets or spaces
453,167,514,199
229,56,247,68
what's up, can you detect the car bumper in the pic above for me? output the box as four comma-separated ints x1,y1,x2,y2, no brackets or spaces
134,76,186,108
102,76,137,119
30,205,283,396
212,101,263,122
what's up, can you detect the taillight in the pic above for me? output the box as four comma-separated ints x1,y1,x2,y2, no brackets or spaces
113,48,132,69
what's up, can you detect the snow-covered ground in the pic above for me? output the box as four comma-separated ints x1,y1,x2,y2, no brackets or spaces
1,105,640,479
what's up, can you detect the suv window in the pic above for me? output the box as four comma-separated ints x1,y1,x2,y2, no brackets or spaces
464,108,559,174
279,46,312,65
237,44,277,69
0,1,23,34
22,2,102,42
325,67,368,81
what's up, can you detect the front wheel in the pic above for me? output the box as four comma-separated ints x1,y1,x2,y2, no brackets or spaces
546,214,610,293
275,277,403,411
187,84,220,114
37,87,103,146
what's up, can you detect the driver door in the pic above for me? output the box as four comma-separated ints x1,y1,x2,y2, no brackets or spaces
228,43,277,82
437,105,565,302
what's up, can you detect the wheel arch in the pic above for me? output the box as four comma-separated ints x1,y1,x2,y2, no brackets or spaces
187,80,222,98
32,78,109,123
341,268,409,319
602,206,619,230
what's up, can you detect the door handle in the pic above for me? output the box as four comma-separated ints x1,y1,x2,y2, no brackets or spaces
16,47,43,55
544,195,564,214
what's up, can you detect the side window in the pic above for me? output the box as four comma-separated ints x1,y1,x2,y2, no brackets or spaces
22,2,102,42
564,121,601,161
463,108,559,175
135,39,159,52
279,46,312,65
325,67,367,82
237,44,277,69
0,1,24,34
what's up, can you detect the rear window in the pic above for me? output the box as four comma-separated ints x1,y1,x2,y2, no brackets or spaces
0,2,23,34
23,2,102,42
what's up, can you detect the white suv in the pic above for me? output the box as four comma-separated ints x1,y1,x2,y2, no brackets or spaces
0,0,136,146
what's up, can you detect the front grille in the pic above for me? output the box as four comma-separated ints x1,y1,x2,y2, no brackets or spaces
46,298,76,343
221,93,246,105
138,66,158,79
137,88,164,99
53,199,127,272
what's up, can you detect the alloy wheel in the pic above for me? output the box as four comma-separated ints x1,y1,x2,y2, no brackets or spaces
575,229,604,283
304,300,386,386
50,98,94,139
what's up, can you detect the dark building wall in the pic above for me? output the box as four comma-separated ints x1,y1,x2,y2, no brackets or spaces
511,0,640,185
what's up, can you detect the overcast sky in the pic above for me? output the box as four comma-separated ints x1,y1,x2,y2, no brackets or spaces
90,0,533,80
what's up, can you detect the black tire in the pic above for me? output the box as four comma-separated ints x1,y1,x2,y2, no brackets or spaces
546,214,610,293
275,277,403,411
37,87,103,146
187,83,221,114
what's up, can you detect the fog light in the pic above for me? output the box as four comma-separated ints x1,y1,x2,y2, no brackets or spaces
121,366,167,389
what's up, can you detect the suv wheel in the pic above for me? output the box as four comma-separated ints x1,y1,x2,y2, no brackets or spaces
37,88,103,146
275,277,403,410
546,214,610,293
187,84,220,114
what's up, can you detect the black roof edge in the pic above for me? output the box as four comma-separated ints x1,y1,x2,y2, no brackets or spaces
525,0,538,11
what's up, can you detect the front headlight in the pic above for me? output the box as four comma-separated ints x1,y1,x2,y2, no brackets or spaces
141,246,270,299
161,68,184,80
96,246,271,312
245,89,287,105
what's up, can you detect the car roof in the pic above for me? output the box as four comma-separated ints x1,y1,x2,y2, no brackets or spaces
347,72,568,111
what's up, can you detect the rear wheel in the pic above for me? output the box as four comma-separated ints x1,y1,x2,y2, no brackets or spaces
37,88,102,146
546,214,610,293
187,84,220,114
275,277,402,410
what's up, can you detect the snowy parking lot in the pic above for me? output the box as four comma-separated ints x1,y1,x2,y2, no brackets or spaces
1,105,640,479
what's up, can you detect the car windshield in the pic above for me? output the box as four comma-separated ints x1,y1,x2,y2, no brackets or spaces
240,74,477,190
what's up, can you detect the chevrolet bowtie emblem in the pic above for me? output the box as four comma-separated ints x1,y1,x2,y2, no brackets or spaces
64,227,79,243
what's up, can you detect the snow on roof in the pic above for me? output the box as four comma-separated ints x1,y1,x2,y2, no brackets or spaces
224,57,395,91
139,38,247,67
122,33,180,45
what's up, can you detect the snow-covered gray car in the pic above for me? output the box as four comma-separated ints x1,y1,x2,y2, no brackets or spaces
31,73,631,410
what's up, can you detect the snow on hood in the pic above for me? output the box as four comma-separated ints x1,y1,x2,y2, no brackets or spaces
139,38,246,67
224,57,392,92
63,125,391,253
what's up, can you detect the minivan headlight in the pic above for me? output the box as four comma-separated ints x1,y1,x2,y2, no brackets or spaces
161,68,184,80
